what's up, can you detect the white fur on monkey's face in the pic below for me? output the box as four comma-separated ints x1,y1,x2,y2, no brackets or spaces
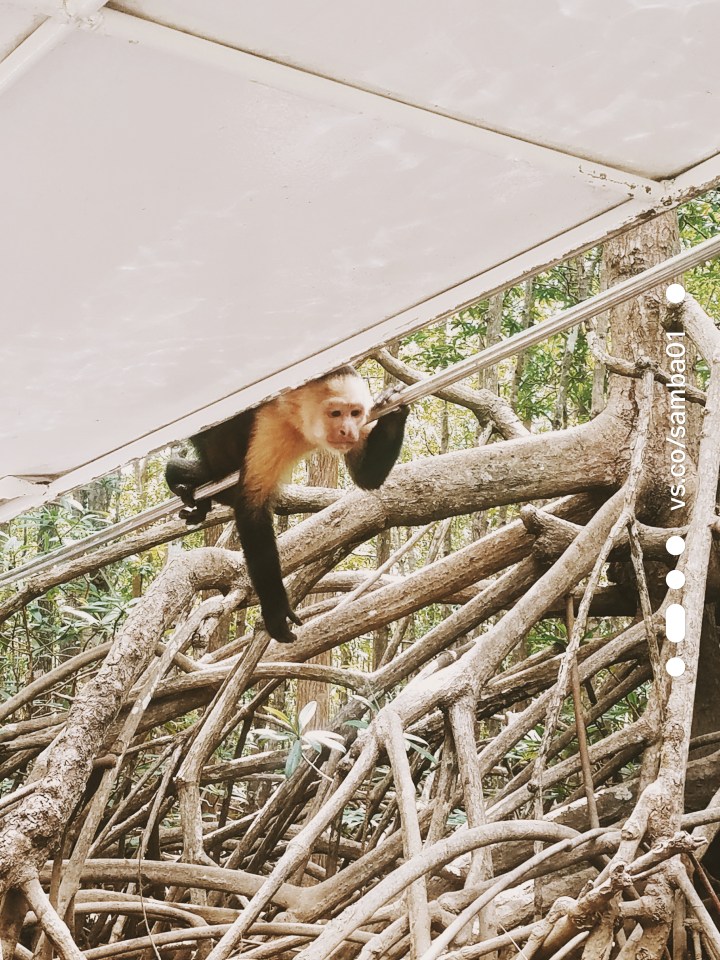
308,374,373,453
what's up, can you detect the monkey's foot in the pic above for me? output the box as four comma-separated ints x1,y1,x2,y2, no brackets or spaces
263,607,303,643
178,503,210,525
272,625,298,643
173,485,210,524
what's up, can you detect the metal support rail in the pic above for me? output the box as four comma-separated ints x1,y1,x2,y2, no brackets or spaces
2,230,719,590
368,230,720,415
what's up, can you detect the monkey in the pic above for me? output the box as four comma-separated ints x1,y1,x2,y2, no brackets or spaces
165,366,408,643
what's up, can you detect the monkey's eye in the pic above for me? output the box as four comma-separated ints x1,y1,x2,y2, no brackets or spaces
351,409,362,417
329,410,342,418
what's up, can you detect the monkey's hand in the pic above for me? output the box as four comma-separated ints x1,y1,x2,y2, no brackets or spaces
178,501,212,526
264,605,303,644
370,385,408,419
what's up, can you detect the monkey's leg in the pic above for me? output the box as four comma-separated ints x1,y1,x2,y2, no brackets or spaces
165,457,212,524
234,494,302,644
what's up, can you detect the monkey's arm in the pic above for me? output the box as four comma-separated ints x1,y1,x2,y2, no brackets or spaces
234,492,302,644
345,405,409,490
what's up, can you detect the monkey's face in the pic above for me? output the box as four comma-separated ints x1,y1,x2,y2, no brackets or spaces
317,398,367,452
319,375,373,451
295,372,374,454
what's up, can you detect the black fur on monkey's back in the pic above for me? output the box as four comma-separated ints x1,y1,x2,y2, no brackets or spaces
165,367,408,643
166,410,255,507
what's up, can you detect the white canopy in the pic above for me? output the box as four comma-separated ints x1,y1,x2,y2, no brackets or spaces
2,0,720,521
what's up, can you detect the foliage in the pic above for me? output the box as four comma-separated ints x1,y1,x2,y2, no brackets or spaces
254,701,346,778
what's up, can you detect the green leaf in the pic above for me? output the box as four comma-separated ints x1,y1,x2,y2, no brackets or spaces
407,743,438,765
285,740,303,778
260,706,296,733
254,728,291,744
298,701,317,733
305,731,346,753
58,606,99,626
403,732,429,746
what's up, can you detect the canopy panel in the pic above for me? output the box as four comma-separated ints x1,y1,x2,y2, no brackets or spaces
1,0,719,518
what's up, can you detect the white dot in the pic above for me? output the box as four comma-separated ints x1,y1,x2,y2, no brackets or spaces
666,657,686,677
666,604,686,643
666,536,686,556
666,569,685,589
666,284,686,305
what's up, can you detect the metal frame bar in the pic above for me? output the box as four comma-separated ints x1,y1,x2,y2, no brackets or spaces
371,230,720,414
0,0,108,96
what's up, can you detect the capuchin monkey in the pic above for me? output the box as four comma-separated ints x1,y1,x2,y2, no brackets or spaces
165,366,408,643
